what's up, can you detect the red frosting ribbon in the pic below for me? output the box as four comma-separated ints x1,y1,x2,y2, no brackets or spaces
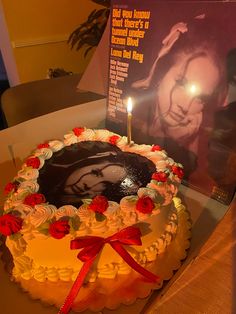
58,226,160,314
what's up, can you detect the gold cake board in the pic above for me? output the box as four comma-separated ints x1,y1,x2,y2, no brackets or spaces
16,204,191,313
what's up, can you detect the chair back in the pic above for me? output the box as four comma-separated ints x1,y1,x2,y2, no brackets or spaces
1,74,104,127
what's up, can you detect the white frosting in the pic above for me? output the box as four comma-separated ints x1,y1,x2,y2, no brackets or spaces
90,219,108,234
17,180,39,194
93,129,111,141
104,201,120,216
28,204,57,227
116,136,129,150
156,160,169,171
77,205,94,222
34,148,53,160
49,140,64,152
55,205,78,220
33,267,46,282
17,168,39,181
14,204,33,218
64,132,78,146
120,196,137,213
78,128,95,141
138,187,163,202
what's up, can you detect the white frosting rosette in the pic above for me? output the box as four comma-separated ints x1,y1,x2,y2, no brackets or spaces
78,128,95,141
76,205,94,223
34,148,53,160
28,204,57,227
120,196,137,213
116,136,129,150
48,140,64,152
55,205,78,220
17,180,39,194
14,204,34,218
64,132,78,146
93,129,111,141
90,219,108,234
104,201,120,216
17,168,39,181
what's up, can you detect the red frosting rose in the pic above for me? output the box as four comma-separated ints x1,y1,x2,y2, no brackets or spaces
109,135,120,145
151,145,162,152
89,195,109,214
49,220,70,239
4,182,18,194
24,193,46,206
0,214,23,236
172,165,184,179
26,156,40,169
136,196,155,214
72,127,85,137
37,143,49,149
152,172,168,182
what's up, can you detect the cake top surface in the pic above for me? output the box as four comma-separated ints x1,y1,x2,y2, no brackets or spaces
2,127,183,239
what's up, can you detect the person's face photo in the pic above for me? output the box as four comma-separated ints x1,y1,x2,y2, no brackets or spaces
38,142,156,207
156,52,220,141
64,159,127,198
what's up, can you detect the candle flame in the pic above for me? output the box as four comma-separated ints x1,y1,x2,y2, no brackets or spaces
127,97,133,113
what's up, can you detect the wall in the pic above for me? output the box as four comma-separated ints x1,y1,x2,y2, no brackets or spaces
0,0,101,84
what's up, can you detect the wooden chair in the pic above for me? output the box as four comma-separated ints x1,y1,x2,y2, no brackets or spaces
0,74,104,127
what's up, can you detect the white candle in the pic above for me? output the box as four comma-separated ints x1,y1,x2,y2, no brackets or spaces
127,97,133,145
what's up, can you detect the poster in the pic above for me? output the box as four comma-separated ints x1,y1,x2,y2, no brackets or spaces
106,0,236,205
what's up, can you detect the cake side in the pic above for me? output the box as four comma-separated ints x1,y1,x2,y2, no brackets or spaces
6,201,178,282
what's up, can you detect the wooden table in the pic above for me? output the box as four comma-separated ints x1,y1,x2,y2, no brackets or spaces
144,198,236,314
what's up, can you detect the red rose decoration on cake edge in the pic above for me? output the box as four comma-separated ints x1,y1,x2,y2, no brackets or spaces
89,195,109,214
172,165,184,179
152,172,168,182
26,156,40,169
136,196,155,214
24,193,46,206
109,135,120,145
73,127,85,137
37,143,50,149
49,220,70,239
151,145,162,152
4,182,18,194
0,214,23,236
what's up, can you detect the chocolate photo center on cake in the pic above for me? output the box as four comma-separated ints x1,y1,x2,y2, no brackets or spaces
38,141,156,207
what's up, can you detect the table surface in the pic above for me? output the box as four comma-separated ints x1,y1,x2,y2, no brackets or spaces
144,197,236,314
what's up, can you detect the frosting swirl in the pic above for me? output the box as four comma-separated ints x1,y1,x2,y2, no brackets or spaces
28,204,57,227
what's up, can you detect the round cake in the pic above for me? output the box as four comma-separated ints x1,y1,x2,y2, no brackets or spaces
1,127,186,312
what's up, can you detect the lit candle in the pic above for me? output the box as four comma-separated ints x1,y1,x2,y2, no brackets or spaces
127,97,132,145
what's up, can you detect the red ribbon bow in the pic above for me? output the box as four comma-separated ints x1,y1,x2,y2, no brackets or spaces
58,226,160,314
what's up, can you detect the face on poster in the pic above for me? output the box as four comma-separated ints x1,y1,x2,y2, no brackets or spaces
106,0,236,204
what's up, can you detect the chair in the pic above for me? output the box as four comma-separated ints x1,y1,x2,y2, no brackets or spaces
0,74,105,127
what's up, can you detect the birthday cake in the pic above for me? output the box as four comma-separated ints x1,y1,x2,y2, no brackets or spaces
1,127,186,311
